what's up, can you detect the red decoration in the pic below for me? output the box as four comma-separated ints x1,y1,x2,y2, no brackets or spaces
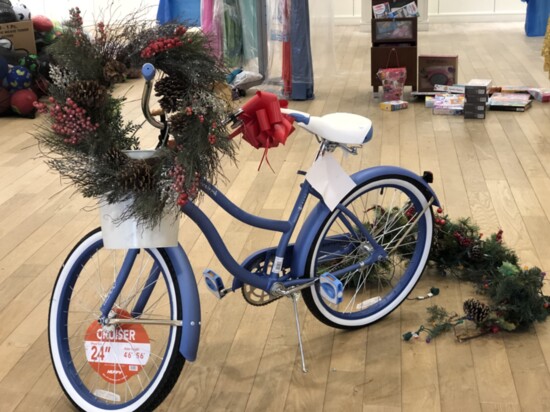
10,89,37,116
34,97,99,144
230,91,295,169
32,15,54,33
141,36,184,59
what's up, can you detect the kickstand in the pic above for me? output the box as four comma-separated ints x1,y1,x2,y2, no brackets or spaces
290,292,308,373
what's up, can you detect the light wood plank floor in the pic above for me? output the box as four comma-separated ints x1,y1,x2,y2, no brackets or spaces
1,22,550,411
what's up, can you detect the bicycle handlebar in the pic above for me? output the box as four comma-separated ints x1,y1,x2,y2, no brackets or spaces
141,63,164,130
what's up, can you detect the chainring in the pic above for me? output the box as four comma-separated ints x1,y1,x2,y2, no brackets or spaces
241,256,285,307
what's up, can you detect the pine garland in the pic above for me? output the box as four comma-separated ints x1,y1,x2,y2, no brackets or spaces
403,209,549,342
34,8,237,227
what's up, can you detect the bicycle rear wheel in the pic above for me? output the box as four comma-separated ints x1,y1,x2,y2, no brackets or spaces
49,228,184,411
302,175,434,329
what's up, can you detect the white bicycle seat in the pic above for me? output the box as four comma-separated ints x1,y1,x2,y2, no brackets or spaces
282,109,373,145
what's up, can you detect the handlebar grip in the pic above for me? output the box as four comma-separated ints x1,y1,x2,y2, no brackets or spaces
142,63,156,82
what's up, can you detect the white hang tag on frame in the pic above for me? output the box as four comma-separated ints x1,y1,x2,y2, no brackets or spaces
305,153,357,211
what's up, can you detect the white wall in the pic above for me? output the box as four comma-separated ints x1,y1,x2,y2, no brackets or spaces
430,0,525,15
333,0,362,18
21,0,158,24
338,0,526,25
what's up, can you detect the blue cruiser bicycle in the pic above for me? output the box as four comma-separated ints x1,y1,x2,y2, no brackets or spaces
48,64,440,411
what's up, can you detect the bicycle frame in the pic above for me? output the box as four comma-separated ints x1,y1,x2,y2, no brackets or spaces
100,163,440,362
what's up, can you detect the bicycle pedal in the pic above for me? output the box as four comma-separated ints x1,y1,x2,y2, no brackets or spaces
203,269,227,299
319,273,343,305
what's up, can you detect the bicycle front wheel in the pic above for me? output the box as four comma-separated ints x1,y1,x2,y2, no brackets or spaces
49,228,184,411
302,175,434,329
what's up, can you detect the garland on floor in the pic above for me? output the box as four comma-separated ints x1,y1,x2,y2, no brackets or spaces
403,209,549,342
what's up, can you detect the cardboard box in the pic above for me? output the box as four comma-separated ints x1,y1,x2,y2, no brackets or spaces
433,106,463,115
433,84,465,94
380,100,409,111
465,94,488,103
465,85,487,96
0,20,36,54
463,103,486,113
418,55,458,92
467,79,492,87
464,112,486,119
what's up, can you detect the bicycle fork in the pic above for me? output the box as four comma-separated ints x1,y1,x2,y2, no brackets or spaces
98,249,184,327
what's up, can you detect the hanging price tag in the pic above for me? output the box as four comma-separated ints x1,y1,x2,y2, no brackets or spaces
306,153,356,211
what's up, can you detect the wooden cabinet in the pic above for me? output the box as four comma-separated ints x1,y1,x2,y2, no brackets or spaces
371,0,418,92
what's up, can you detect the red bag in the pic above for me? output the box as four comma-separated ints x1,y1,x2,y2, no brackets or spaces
230,91,295,169
376,48,407,102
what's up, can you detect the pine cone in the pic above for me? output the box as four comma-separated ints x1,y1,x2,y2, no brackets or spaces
104,60,127,85
66,80,108,109
463,298,490,324
155,76,188,113
169,112,191,134
118,160,155,192
103,147,129,168
469,244,483,261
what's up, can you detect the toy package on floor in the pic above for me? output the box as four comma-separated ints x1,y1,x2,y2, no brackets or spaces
528,88,550,102
377,66,407,101
489,93,532,112
432,93,465,115
426,93,464,108
380,100,408,111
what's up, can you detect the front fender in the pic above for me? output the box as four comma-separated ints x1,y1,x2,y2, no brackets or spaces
290,166,440,278
164,245,201,362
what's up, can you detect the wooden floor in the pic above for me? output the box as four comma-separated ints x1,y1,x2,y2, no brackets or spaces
1,22,550,411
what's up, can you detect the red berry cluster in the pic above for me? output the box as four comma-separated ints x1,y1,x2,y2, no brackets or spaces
141,36,183,59
434,208,446,226
34,97,99,145
95,21,107,46
208,122,219,145
68,7,83,28
169,164,185,192
174,26,187,36
68,7,86,47
453,231,472,248
168,165,200,207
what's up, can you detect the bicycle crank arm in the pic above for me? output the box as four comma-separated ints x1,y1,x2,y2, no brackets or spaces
271,279,318,296
106,318,183,327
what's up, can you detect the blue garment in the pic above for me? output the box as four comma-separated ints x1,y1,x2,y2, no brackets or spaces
523,0,550,37
157,0,201,26
290,0,314,100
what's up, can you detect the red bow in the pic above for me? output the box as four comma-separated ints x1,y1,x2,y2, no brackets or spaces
230,91,295,170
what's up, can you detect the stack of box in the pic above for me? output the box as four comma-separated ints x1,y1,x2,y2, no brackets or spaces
464,79,491,119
